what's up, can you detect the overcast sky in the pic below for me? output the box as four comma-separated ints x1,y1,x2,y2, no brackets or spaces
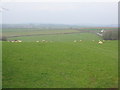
1,2,118,25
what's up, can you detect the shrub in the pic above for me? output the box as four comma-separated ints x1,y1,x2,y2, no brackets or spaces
102,30,118,40
2,36,7,41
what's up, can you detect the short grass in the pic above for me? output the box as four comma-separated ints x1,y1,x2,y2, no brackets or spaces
2,41,118,88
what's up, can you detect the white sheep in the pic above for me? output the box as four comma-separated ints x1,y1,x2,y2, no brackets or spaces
42,40,45,42
98,41,103,44
74,40,77,42
36,41,39,42
18,40,22,42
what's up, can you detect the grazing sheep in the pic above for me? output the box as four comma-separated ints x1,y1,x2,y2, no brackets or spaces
74,40,77,42
9,40,22,42
98,41,103,44
18,40,22,42
79,40,82,42
42,40,45,42
14,40,18,42
92,40,95,41
36,41,39,42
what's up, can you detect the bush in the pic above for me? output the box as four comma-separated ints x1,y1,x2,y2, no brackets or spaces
102,30,118,40
2,36,7,41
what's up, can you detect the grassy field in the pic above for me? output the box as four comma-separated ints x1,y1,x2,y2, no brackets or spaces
2,28,118,88
2,41,118,88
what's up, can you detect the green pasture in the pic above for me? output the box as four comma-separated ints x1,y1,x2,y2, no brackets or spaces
2,41,118,88
2,28,118,88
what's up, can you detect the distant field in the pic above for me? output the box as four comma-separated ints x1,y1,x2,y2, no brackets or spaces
3,28,115,42
79,27,118,30
3,41,118,88
2,29,80,37
2,27,117,38
8,33,102,42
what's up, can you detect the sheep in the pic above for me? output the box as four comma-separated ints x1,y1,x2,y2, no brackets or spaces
92,40,95,42
36,41,39,42
18,40,22,42
98,41,103,44
79,40,82,42
41,40,45,42
14,40,19,42
74,40,77,42
9,40,22,42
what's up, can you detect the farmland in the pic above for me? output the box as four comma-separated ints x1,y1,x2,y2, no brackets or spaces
2,28,118,88
2,29,80,37
2,28,118,38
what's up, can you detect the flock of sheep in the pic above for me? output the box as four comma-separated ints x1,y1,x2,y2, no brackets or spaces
8,40,22,42
73,40,104,44
7,39,105,44
36,40,50,43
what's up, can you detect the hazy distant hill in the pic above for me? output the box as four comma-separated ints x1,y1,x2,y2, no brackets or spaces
1,24,118,29
2,24,84,29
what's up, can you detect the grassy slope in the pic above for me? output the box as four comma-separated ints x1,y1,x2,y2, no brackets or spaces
3,41,118,88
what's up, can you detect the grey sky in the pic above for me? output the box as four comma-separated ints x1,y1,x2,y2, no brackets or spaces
2,2,118,25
